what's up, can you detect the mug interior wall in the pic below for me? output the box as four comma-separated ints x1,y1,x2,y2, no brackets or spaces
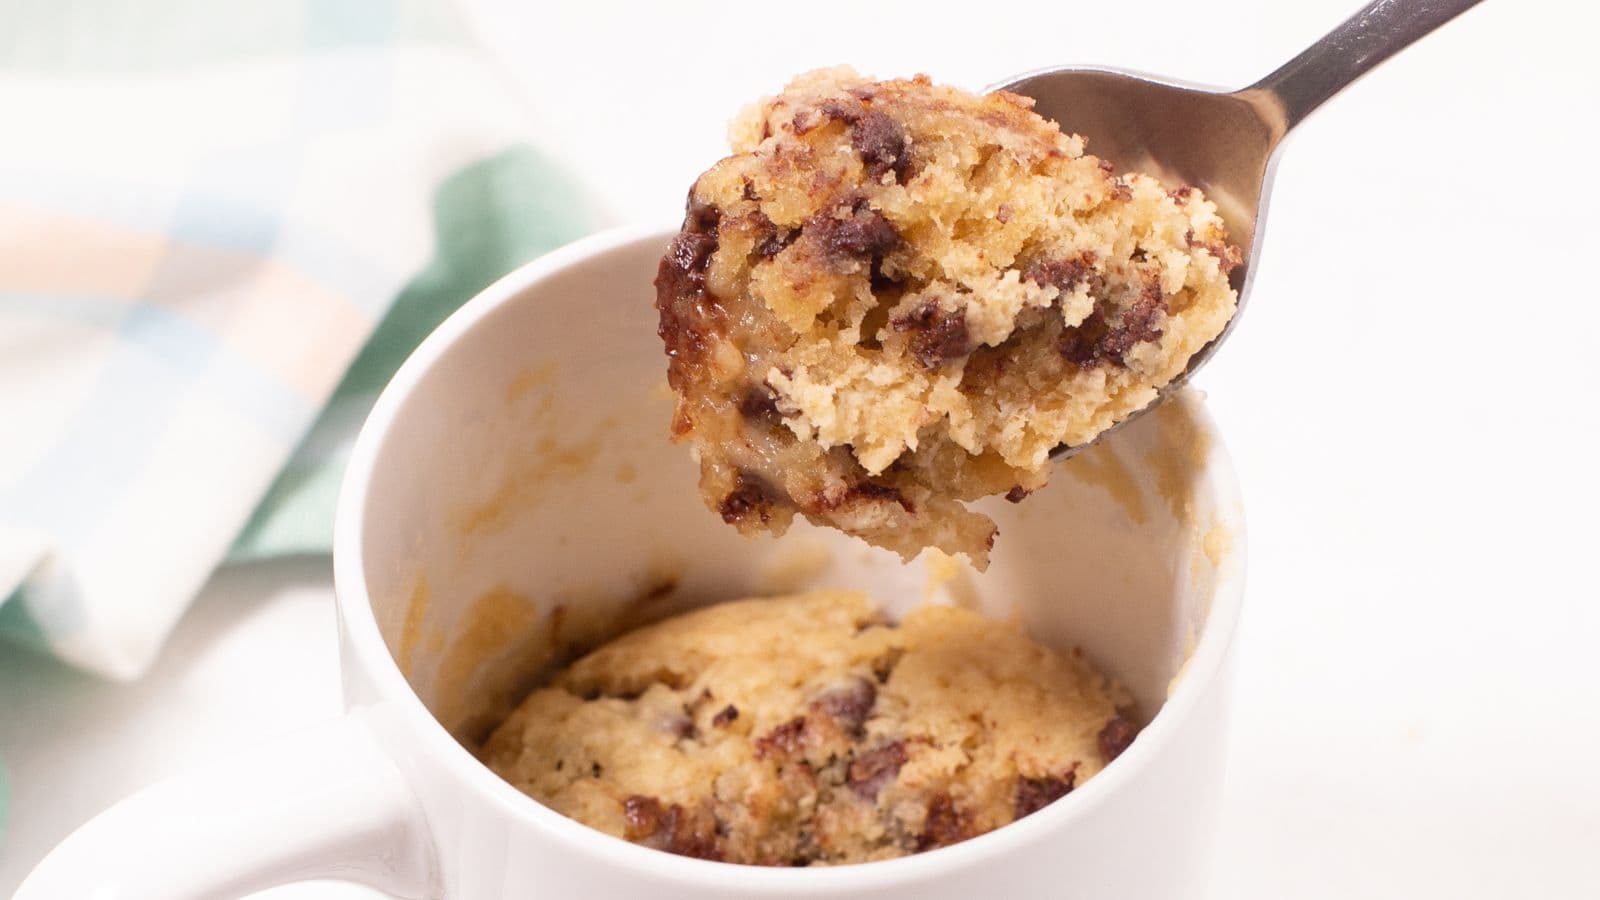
358,233,1233,748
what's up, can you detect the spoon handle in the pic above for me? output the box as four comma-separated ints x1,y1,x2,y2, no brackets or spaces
1250,0,1484,132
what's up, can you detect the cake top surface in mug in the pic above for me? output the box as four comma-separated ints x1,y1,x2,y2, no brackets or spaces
483,591,1137,866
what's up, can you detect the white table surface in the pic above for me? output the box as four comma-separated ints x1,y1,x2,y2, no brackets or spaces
4,0,1599,896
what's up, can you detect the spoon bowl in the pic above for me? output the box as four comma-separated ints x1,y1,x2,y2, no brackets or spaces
1004,0,1482,460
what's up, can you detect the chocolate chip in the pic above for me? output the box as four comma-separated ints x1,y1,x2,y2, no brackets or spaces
624,796,722,860
1021,252,1101,294
1059,280,1165,367
658,805,722,860
851,110,912,181
1057,314,1107,366
661,231,716,289
847,741,907,800
756,230,795,259
1098,715,1137,762
755,716,808,759
916,793,971,850
1005,486,1031,503
819,98,865,123
1013,769,1078,819
623,794,664,838
1216,245,1245,272
654,201,726,384
812,677,876,733
685,195,721,232
808,480,914,514
890,299,970,369
1186,229,1244,273
849,480,914,512
719,470,777,525
808,205,900,260
712,705,739,727
744,210,793,261
796,98,868,135
737,383,780,423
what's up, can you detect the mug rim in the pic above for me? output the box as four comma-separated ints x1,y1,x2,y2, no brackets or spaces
332,223,1248,891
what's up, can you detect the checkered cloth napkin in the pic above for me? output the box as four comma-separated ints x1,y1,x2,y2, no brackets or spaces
0,0,597,683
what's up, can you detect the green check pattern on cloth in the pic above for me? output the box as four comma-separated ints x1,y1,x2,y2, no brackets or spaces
0,0,597,688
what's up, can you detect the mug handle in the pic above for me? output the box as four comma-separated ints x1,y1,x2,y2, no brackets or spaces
15,713,436,899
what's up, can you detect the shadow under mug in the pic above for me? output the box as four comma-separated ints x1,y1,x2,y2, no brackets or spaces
19,225,1246,899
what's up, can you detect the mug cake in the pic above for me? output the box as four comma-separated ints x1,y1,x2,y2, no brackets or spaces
484,591,1136,865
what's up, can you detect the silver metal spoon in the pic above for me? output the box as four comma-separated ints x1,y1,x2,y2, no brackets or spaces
1010,0,1484,460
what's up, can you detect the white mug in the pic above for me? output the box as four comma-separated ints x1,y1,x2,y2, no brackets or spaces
19,225,1246,899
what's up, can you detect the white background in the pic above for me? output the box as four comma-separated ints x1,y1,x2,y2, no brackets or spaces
4,0,1599,896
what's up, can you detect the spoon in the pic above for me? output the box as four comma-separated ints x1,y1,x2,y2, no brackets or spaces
1009,0,1484,460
